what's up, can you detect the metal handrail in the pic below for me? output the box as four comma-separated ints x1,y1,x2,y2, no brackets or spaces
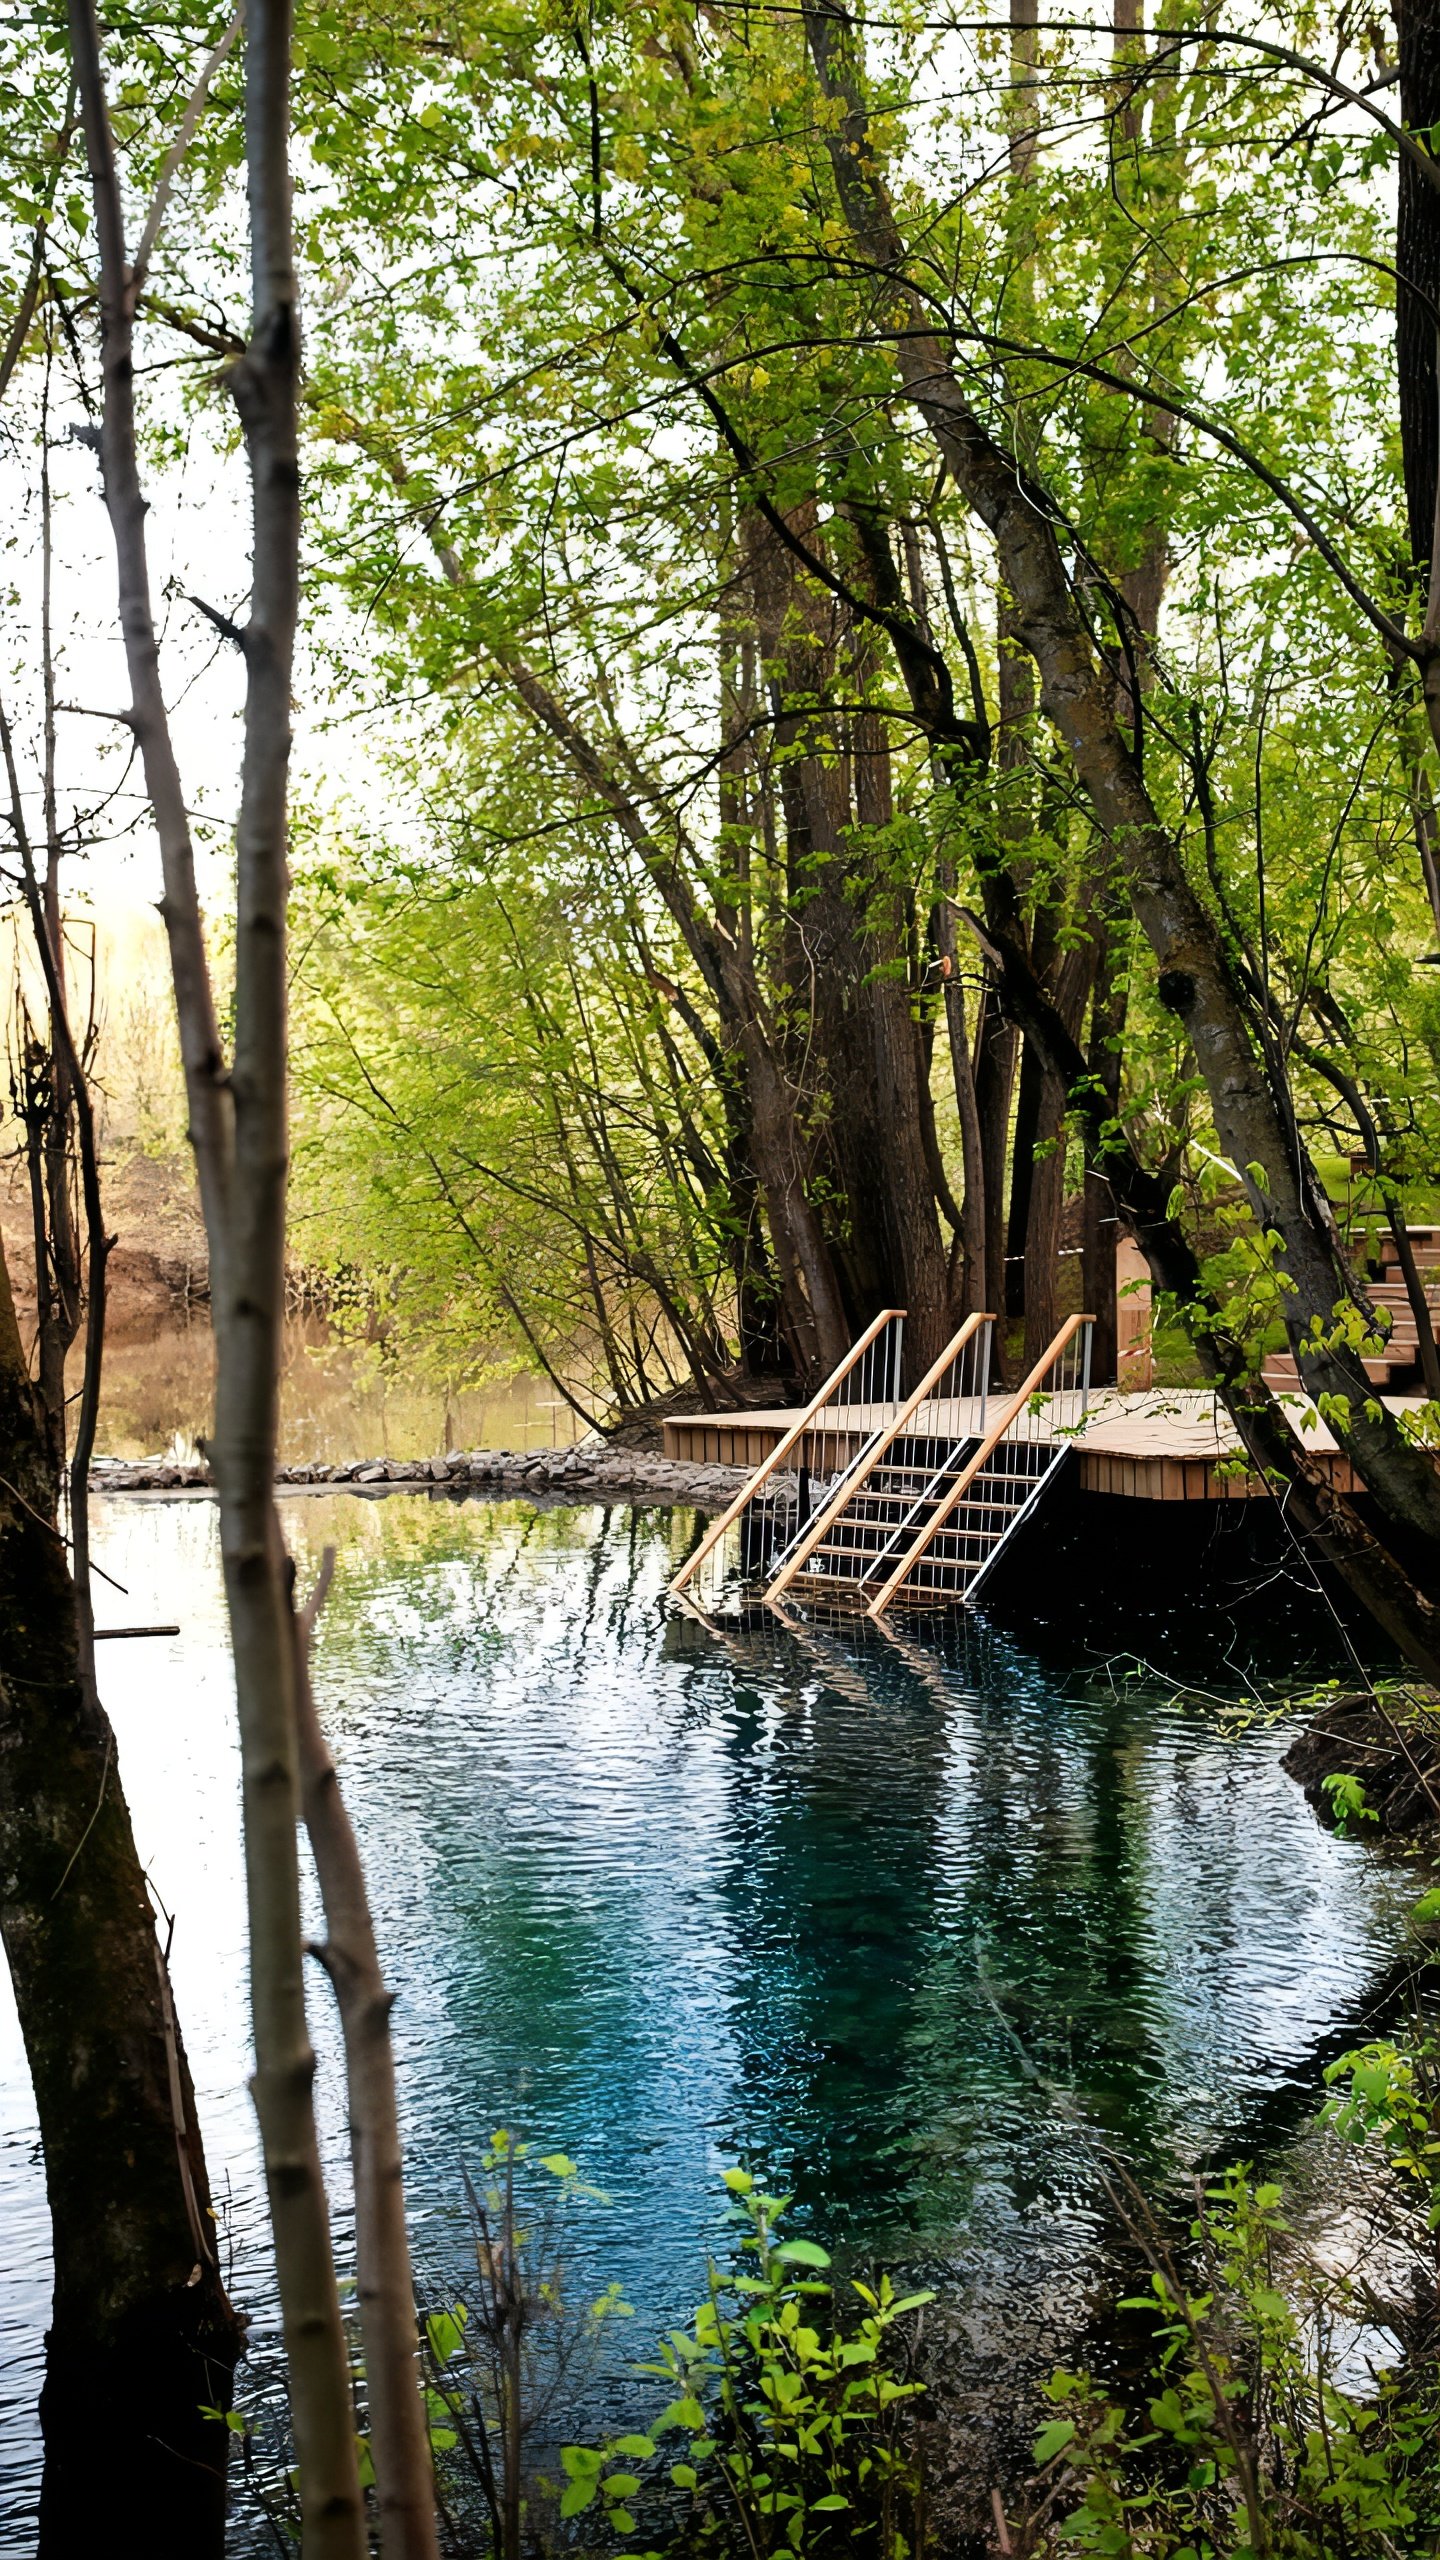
866,1314,1094,1620
667,1307,905,1598
763,1312,994,1602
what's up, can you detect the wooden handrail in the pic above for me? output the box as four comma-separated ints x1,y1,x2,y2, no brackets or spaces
667,1308,904,1598
866,1313,1092,1619
764,1312,993,1602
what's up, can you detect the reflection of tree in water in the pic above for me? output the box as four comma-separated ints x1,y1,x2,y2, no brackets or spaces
688,1589,1407,2252
689,1608,1173,2255
72,1488,1420,2541
261,1492,1413,2410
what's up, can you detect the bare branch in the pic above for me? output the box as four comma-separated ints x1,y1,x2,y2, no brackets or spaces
131,9,243,292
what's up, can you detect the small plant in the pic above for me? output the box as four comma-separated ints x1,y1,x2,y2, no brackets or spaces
1005,2011,1440,2558
1320,1769,1378,1834
1012,2170,1431,2558
556,2168,932,2556
422,2130,631,2559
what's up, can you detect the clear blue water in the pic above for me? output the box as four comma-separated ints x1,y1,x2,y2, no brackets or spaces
0,1489,1415,2546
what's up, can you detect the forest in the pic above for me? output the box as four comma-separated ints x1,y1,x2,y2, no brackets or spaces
6,0,1440,2552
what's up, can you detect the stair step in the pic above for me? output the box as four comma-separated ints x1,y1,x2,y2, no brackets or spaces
763,1317,1084,1611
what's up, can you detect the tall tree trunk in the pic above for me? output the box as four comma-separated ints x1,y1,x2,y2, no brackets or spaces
854,704,952,1371
751,505,952,1364
934,899,987,1315
1021,1062,1068,1362
0,1233,241,2554
974,990,1017,1365
805,0,1440,1665
1081,924,1128,1385
71,1,379,2545
1394,0,1440,931
1023,928,1101,1362
1005,1036,1041,1325
1398,0,1440,584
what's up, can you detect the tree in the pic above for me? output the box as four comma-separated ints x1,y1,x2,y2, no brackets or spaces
68,0,439,2546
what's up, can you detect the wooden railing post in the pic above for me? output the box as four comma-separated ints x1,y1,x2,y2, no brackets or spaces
763,1313,993,1603
668,1309,905,1598
865,1315,1092,1620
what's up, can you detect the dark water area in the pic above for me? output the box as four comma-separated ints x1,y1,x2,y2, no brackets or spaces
0,1487,1417,2549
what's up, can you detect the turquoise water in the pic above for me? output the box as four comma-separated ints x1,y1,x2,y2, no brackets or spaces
0,1490,1415,2544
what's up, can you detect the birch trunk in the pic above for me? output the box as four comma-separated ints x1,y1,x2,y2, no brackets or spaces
294,1562,438,2560
69,0,368,2545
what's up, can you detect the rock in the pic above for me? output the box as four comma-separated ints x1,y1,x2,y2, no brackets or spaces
88,1444,753,1513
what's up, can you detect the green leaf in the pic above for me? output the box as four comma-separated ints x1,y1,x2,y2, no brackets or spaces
426,2304,468,2363
539,2152,578,2177
773,2240,831,2270
1033,2419,1077,2466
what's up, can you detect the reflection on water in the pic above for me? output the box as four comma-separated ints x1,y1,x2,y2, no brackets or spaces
0,1491,1415,2547
92,1314,583,1463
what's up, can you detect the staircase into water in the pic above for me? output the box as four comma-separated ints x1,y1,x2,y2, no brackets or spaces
670,1310,1094,1618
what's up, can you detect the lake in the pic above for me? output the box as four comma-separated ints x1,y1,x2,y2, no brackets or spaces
0,1486,1415,2547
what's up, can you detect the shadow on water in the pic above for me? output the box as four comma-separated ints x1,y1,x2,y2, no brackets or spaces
0,1482,1420,2549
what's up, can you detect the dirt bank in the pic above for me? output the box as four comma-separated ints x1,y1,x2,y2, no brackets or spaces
1284,1693,1440,1838
2,1149,207,1338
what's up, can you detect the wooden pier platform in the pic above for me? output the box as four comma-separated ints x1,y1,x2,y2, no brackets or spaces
663,1387,1429,1502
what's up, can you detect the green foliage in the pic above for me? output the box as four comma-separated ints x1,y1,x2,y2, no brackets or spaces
289,796,741,1410
1017,2161,1438,2559
1010,2018,1440,2560
556,2170,932,2555
17,0,1440,1399
1323,2034,1440,2225
1320,1770,1378,1834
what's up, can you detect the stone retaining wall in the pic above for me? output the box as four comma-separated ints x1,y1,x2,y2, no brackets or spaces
89,1444,755,1511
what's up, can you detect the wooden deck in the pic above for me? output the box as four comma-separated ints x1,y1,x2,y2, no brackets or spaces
662,1387,1431,1502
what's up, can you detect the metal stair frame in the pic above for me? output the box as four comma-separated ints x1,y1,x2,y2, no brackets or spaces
764,1312,994,1603
866,1314,1094,1619
963,1443,1072,1606
667,1307,905,1599
850,1409,991,1593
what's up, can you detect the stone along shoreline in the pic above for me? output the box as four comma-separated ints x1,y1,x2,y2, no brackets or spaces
90,1442,753,1510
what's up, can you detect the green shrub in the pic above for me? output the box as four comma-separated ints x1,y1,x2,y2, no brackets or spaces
421,2164,933,2558
1007,2036,1440,2559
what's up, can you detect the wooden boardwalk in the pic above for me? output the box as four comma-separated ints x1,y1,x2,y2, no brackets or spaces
663,1387,1430,1502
